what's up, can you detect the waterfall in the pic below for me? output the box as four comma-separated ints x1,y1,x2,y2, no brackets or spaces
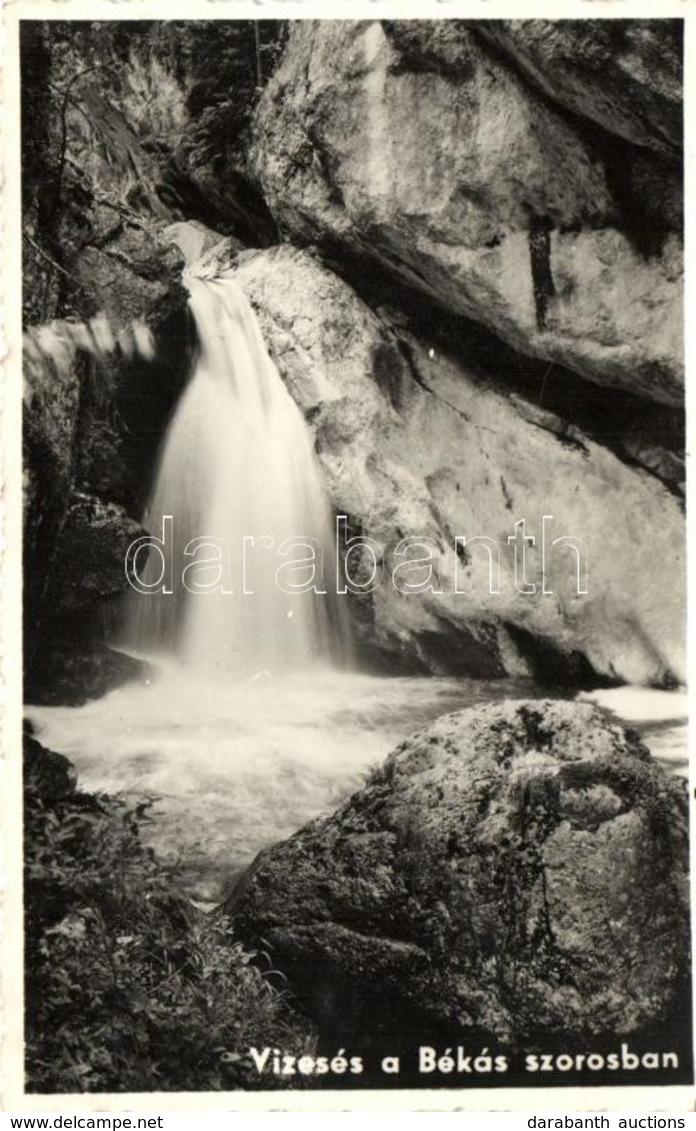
124,251,348,679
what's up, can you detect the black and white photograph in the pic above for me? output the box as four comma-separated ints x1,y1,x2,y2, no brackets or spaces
8,5,692,1106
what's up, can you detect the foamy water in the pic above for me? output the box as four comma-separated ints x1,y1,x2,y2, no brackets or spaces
27,668,688,901
124,266,348,677
579,686,689,777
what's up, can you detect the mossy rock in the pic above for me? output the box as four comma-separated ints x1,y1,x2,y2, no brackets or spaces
229,699,689,1044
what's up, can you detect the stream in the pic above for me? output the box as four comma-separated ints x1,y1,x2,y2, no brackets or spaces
28,669,688,902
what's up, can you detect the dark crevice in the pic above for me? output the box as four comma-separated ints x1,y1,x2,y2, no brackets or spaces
522,413,590,457
310,237,684,498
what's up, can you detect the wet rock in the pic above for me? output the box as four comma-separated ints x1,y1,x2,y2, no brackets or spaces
474,20,682,158
252,21,683,406
70,229,186,333
233,246,685,686
27,647,147,709
229,700,689,1043
23,330,83,684
26,493,148,706
22,258,196,705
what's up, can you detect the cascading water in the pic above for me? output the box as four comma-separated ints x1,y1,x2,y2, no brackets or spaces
125,249,348,678
27,229,688,902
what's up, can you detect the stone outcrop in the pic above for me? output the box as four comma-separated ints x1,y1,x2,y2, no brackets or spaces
474,20,682,158
23,728,77,803
28,492,148,706
44,491,145,612
233,246,685,686
230,700,690,1044
251,21,683,406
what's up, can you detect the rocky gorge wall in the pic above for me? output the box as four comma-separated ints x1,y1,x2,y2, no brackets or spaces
232,244,684,686
251,21,683,406
22,19,685,700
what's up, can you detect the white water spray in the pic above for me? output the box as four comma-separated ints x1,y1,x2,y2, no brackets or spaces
125,240,348,677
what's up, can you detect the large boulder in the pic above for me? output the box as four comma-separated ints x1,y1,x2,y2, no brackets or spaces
23,328,82,588
229,700,689,1044
233,246,685,686
252,21,683,406
45,491,145,613
23,729,77,803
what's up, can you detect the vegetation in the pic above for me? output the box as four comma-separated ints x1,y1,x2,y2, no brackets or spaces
24,734,316,1092
179,21,289,171
20,20,288,325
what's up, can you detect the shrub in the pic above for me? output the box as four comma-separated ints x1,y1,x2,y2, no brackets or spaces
24,735,316,1092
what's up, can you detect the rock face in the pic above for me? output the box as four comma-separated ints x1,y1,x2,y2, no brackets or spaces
43,492,144,613
252,21,683,406
230,700,689,1043
28,492,148,706
21,313,181,702
23,330,82,635
21,22,277,330
234,246,685,686
475,20,682,158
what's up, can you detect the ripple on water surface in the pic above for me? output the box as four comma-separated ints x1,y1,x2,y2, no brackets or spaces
28,669,688,901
